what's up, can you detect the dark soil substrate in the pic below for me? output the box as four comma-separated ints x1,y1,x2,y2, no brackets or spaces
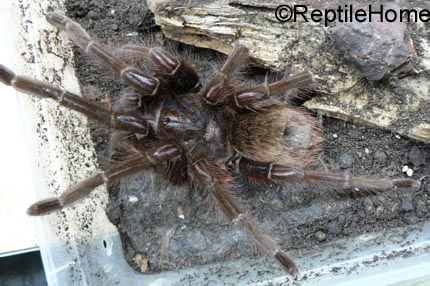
65,0,430,277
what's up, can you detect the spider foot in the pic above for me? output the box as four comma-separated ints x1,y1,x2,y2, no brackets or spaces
275,249,300,278
27,198,61,216
392,178,421,191
0,64,15,85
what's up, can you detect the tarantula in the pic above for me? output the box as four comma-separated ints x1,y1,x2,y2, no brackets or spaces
0,12,421,277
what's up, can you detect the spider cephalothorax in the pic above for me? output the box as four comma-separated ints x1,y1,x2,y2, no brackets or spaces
0,12,421,277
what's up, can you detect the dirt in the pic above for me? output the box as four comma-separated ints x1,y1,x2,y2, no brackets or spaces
64,0,430,283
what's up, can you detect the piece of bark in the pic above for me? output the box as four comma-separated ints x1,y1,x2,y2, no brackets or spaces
330,3,416,81
147,0,430,143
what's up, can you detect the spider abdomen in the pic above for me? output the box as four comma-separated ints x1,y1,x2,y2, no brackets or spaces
233,107,322,167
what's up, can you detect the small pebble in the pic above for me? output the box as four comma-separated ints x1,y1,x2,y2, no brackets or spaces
363,198,373,212
110,9,116,15
409,146,425,166
332,133,338,138
111,24,119,31
88,11,98,20
403,215,417,225
406,168,414,177
416,201,427,216
315,231,327,242
373,151,387,164
375,205,385,216
177,206,185,219
128,195,138,203
400,196,413,212
402,165,409,173
364,148,369,155
327,222,341,235
338,152,354,169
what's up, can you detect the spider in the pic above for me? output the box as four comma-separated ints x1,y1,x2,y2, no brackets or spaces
0,12,421,278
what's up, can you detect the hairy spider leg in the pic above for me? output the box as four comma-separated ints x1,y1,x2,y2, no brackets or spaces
191,160,300,278
0,64,148,134
200,42,315,109
201,44,249,105
237,157,421,192
27,144,180,216
46,12,160,95
116,45,200,93
235,71,315,111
